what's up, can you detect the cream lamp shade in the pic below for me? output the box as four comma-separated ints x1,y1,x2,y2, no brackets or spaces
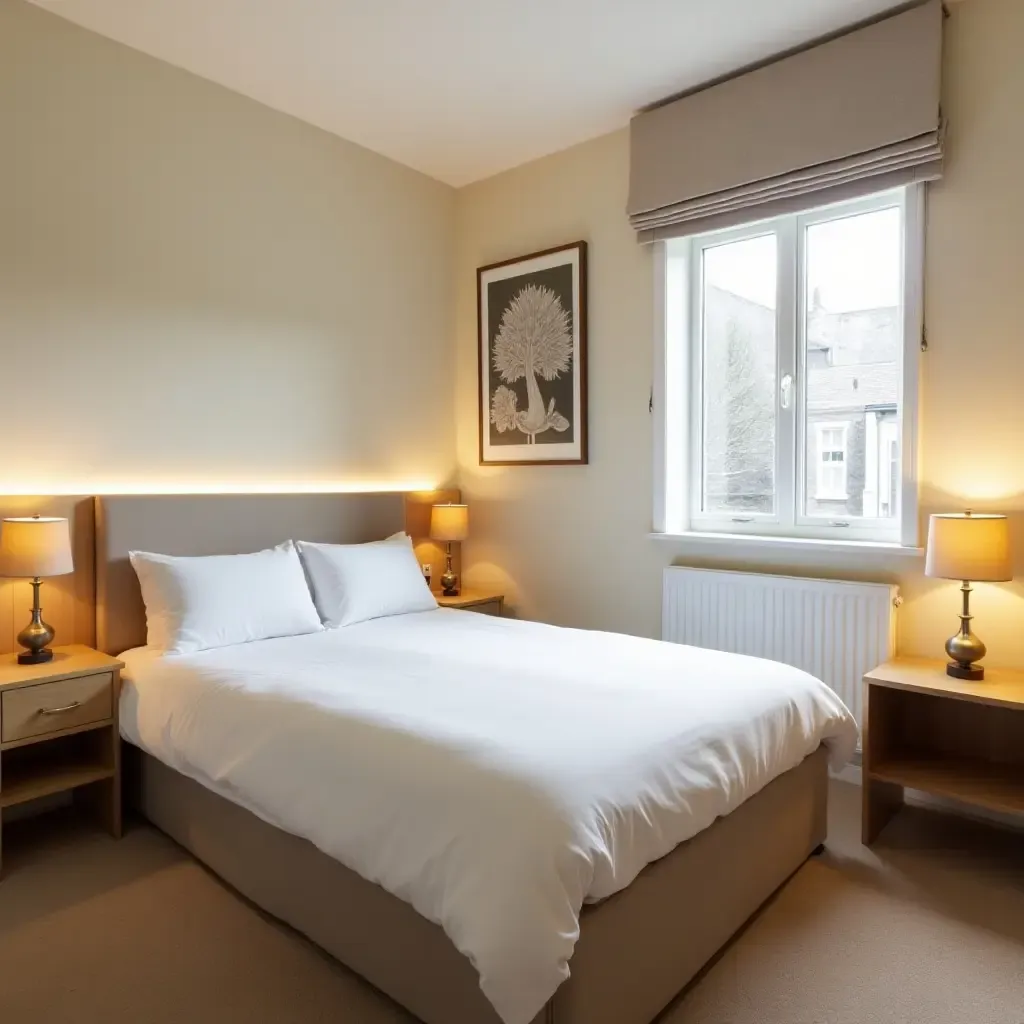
0,517,75,579
924,512,1012,582
430,503,469,542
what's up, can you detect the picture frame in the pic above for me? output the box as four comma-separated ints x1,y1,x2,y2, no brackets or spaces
477,241,588,465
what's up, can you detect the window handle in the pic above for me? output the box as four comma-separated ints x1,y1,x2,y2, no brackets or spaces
780,373,793,410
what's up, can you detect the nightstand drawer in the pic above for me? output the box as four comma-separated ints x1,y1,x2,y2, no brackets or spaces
1,672,114,744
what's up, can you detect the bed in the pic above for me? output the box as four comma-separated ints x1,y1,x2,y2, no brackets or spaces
95,493,856,1024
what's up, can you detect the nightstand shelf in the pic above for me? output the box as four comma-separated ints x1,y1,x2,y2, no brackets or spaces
0,763,115,810
0,645,124,874
868,756,1024,817
862,657,1024,843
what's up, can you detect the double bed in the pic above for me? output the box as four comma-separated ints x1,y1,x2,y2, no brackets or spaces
95,493,856,1024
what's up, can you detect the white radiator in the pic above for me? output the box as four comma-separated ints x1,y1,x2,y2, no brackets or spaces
662,567,899,728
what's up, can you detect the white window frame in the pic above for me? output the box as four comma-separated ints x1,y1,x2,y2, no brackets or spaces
813,422,849,501
652,185,923,552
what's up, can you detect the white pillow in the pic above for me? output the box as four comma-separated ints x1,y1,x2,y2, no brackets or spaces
296,533,437,628
129,541,323,654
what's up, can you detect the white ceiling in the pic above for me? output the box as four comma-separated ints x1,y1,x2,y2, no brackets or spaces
30,0,906,186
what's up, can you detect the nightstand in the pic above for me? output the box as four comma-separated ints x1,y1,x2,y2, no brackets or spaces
862,657,1024,844
0,644,125,874
436,588,505,616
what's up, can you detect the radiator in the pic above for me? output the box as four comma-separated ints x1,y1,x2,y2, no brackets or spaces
662,567,899,728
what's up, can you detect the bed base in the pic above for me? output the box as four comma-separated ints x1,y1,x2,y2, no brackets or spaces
126,745,828,1024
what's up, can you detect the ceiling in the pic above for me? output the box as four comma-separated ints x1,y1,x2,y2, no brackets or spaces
30,0,907,186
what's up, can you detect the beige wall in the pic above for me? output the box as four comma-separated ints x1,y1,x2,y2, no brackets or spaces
455,0,1024,665
0,0,455,494
6,0,1023,665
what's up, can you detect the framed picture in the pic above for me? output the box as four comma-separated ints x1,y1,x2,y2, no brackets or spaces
477,241,587,465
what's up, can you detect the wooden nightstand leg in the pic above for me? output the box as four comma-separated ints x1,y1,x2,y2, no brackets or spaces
98,774,123,838
862,777,903,845
76,776,122,839
75,724,123,839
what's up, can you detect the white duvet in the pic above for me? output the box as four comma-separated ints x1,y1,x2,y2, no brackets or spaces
120,608,857,1024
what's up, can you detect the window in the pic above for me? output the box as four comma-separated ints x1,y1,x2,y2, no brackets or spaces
655,187,921,546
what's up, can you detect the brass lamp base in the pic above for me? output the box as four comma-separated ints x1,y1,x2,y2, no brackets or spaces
16,577,57,666
18,648,54,665
944,579,986,682
946,661,984,681
440,542,459,597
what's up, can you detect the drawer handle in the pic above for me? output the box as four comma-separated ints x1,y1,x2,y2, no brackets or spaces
38,701,83,716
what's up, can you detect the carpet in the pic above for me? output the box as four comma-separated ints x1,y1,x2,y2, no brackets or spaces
0,781,1021,1024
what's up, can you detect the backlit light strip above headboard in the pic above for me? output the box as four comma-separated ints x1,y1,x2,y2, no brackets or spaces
0,479,438,496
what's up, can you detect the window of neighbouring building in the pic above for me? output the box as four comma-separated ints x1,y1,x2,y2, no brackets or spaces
814,424,848,501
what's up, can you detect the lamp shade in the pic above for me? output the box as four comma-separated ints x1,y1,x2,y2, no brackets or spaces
430,503,469,542
924,512,1012,582
0,517,74,578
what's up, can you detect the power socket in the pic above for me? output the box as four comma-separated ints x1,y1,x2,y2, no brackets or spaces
421,563,432,586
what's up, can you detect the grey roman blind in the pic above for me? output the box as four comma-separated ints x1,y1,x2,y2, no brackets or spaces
628,0,944,242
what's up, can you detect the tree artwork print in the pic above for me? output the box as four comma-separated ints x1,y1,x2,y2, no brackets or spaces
490,284,571,443
477,242,587,465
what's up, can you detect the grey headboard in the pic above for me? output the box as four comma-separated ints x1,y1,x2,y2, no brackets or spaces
95,493,406,655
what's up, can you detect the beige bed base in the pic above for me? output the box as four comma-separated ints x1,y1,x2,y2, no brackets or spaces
96,493,829,1024
129,744,828,1024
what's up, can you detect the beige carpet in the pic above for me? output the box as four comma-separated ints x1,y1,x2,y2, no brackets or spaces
1,782,1022,1024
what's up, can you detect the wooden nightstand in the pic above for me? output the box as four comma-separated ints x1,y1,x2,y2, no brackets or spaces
0,644,125,873
862,657,1024,844
436,589,504,616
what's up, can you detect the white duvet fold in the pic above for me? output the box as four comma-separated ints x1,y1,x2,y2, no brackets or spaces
120,609,857,1024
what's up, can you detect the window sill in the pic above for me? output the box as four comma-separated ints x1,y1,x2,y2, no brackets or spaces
649,530,924,559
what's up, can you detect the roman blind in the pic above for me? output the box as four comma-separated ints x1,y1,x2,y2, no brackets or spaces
628,0,944,242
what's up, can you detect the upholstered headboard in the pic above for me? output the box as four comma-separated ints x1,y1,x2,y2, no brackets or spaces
94,493,407,655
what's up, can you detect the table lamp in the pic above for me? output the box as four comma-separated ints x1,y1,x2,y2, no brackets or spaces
925,510,1012,681
0,516,75,664
430,503,468,597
